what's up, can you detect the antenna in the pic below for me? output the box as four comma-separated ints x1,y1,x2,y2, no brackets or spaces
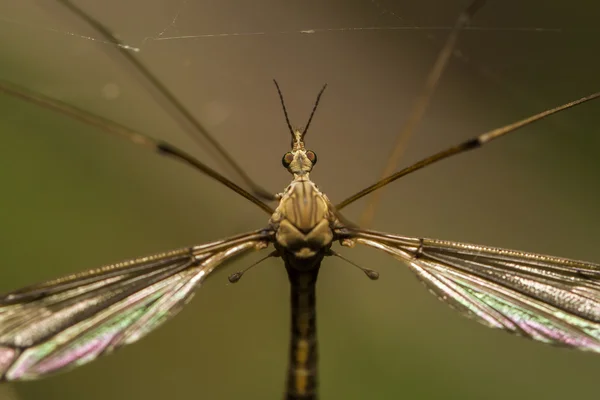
302,84,328,139
273,79,295,140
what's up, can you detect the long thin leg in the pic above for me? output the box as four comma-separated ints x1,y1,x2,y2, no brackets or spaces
359,0,485,227
47,0,275,201
0,79,274,215
336,91,600,210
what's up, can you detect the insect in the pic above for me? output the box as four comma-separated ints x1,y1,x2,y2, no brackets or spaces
1,1,599,399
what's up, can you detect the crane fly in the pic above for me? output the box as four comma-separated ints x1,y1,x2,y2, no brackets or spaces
1,1,600,399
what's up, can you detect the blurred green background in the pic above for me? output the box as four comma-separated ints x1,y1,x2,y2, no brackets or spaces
0,1,599,399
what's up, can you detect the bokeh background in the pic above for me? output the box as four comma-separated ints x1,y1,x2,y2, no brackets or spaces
1,1,599,399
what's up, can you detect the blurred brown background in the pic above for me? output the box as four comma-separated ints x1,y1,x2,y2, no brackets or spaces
0,1,599,399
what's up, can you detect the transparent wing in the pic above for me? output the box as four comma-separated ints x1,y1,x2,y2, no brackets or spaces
347,229,600,352
0,230,272,381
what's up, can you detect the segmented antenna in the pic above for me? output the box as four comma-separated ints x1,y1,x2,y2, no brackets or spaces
302,83,327,138
273,79,295,139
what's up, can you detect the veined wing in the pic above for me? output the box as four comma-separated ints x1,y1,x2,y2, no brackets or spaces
345,229,600,351
0,230,272,381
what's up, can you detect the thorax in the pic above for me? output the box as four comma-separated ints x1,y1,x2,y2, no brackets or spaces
270,177,336,264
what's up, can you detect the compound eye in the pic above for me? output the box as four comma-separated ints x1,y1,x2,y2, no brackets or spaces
282,152,294,168
305,150,317,165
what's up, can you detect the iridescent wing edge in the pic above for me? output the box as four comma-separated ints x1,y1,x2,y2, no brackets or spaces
343,229,600,352
0,229,273,381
